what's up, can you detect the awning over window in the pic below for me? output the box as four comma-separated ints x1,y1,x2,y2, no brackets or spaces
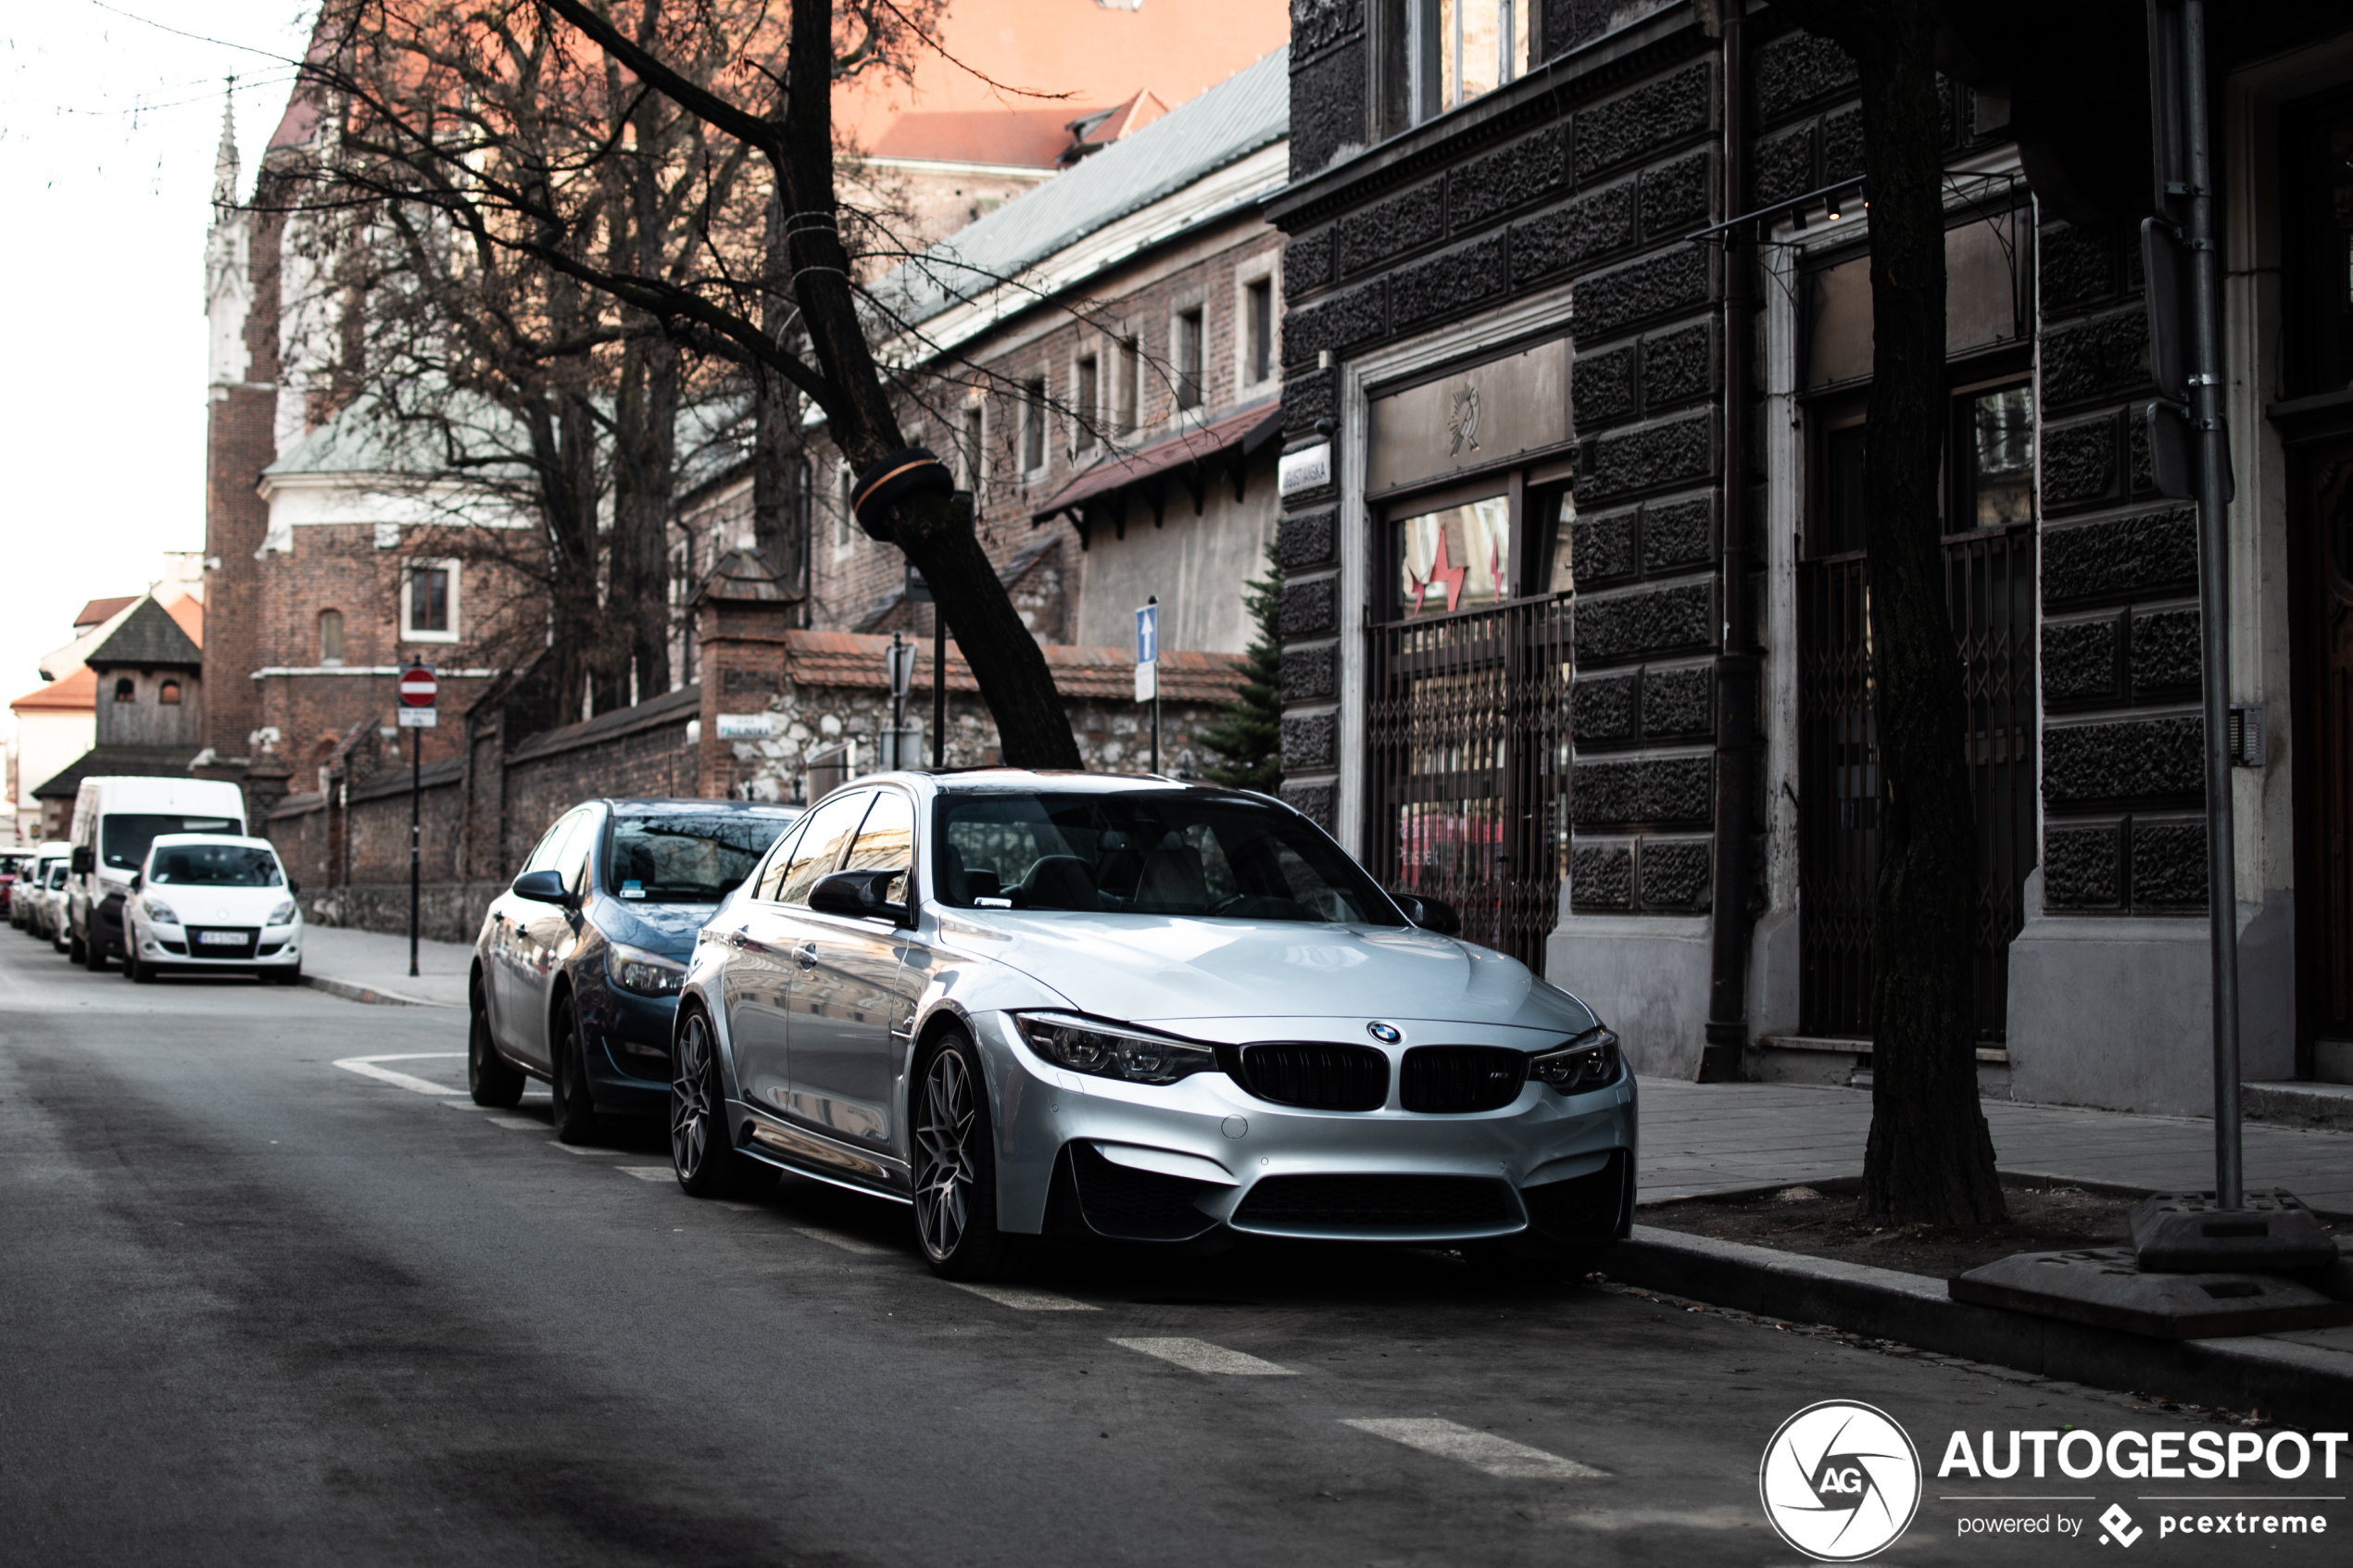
1030,401,1283,534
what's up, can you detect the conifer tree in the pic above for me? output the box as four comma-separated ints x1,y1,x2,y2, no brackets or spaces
1199,546,1283,793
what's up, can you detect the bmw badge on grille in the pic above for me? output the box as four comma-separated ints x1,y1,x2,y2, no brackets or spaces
1365,1022,1403,1044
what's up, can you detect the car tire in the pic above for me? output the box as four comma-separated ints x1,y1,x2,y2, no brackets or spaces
82,924,107,972
124,945,150,983
670,1007,772,1198
548,995,599,1145
271,963,303,986
468,983,525,1108
911,1028,1015,1280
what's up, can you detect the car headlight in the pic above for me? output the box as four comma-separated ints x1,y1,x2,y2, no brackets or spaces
1013,1012,1218,1086
267,899,298,926
606,940,686,997
143,897,181,924
1528,1027,1622,1095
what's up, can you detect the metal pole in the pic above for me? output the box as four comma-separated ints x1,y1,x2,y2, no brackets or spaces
890,631,906,769
2181,1,2242,1208
932,606,946,771
409,726,421,979
1148,595,1160,774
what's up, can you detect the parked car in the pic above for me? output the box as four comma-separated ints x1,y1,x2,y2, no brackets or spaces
67,776,246,971
469,797,803,1140
3,852,29,928
22,843,69,947
666,770,1637,1281
121,834,304,984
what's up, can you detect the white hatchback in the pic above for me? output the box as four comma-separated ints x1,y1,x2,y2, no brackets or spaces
124,834,304,985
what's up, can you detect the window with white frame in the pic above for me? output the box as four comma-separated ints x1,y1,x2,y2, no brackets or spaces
400,560,459,642
1174,307,1205,410
959,404,987,495
1115,337,1141,433
835,464,857,550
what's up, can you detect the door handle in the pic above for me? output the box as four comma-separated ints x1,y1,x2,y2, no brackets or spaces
796,941,818,971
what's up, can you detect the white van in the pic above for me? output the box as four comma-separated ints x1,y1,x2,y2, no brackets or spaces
67,776,246,971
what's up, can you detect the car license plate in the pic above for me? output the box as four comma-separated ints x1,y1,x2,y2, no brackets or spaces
198,931,245,946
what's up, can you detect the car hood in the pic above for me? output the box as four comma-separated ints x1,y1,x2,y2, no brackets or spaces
594,896,715,958
937,912,1601,1039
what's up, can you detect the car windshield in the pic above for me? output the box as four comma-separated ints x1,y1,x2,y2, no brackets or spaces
148,845,284,887
46,864,68,888
102,814,238,871
935,790,1403,925
605,811,797,902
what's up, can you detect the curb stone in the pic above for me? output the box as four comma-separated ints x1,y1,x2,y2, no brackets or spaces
300,973,456,1009
1605,1224,2353,1433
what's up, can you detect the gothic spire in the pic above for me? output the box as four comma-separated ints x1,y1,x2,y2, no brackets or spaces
211,80,240,215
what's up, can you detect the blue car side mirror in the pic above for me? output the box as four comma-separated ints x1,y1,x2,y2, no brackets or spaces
511,870,575,909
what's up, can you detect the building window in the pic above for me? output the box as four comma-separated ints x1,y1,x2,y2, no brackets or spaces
158,680,182,706
835,465,857,550
1115,337,1141,433
1395,495,1512,618
1390,0,1530,130
1074,355,1101,453
319,608,345,667
113,676,135,703
1175,308,1204,410
1242,277,1275,388
401,561,459,642
1022,377,1048,472
960,405,986,493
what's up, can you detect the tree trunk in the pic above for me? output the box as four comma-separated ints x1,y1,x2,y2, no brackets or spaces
751,190,809,613
1775,0,2005,1226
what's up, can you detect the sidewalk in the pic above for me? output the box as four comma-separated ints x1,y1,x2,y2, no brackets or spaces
1637,1077,2353,1215
300,925,472,1009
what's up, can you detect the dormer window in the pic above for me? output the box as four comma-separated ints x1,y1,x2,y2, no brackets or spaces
114,677,135,703
159,681,182,706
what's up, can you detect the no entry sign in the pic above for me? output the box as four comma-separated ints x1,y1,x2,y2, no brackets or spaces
398,665,438,708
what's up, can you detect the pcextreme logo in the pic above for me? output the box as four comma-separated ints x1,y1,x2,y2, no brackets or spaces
1759,1400,1925,1562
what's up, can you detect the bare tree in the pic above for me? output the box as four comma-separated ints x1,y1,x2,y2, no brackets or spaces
1768,0,2006,1226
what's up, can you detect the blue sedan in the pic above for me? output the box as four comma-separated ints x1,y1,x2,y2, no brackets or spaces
468,797,801,1139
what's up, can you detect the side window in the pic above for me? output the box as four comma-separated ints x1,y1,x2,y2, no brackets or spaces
841,791,915,904
753,818,814,903
775,793,872,908
565,809,603,897
522,810,586,875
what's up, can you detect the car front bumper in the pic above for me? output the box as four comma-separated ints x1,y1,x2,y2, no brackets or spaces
970,1011,1638,1246
137,923,302,965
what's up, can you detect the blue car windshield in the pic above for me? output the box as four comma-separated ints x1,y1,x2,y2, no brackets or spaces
605,811,797,902
935,791,1403,925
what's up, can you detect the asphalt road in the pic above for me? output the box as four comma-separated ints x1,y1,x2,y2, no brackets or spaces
0,934,2336,1566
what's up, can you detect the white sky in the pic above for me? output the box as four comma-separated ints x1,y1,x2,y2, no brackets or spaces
0,3,319,716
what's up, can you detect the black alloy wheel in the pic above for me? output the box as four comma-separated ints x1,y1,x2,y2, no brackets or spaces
910,1029,1013,1280
548,995,599,1144
670,1009,770,1197
468,979,525,1108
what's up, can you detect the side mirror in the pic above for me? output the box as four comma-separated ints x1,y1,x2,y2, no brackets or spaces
70,847,93,875
130,873,143,892
288,878,301,896
1394,893,1462,935
810,868,912,925
511,869,574,908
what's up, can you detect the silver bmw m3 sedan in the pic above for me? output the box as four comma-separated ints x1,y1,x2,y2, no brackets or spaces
668,769,1637,1279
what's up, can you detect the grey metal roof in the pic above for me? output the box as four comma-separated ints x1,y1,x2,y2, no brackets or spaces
85,598,202,671
872,46,1290,332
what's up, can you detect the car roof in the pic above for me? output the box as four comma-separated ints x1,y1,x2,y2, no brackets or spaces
598,797,801,814
145,833,277,852
844,769,1270,804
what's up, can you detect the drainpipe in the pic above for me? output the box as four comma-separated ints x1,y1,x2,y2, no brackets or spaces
1699,6,1755,1083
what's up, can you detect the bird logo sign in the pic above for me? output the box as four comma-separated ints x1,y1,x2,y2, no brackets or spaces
1759,1400,1923,1562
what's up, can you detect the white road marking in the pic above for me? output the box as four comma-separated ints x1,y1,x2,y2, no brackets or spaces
485,1116,540,1131
333,1053,465,1096
1110,1337,1297,1376
547,1142,603,1156
947,1282,1100,1311
1341,1418,1605,1479
792,1226,890,1255
618,1166,676,1183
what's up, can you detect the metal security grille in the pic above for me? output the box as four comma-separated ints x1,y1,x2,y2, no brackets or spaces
1796,527,2037,1041
1364,596,1574,971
